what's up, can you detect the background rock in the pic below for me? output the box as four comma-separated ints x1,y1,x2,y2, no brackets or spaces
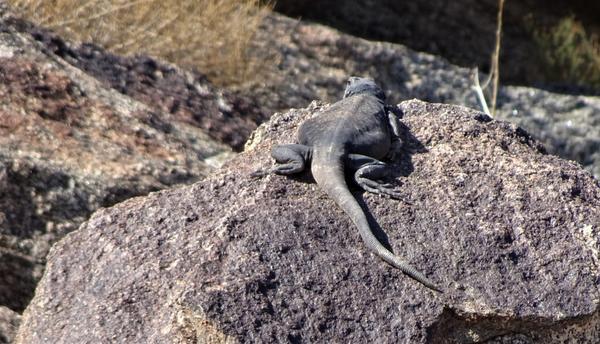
6,16,270,151
273,0,600,94
16,100,600,343
0,307,19,344
0,10,235,318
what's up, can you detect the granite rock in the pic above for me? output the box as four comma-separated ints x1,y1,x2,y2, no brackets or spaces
16,100,600,343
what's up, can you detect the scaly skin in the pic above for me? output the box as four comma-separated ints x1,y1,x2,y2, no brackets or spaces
265,77,442,292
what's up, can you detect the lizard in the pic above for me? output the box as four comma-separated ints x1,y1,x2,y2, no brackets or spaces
255,77,442,292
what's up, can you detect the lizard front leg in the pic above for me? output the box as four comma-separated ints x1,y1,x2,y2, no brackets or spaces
385,105,404,161
270,144,311,175
251,144,311,178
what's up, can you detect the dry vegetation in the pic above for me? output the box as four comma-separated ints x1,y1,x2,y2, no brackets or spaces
9,0,272,86
531,16,600,90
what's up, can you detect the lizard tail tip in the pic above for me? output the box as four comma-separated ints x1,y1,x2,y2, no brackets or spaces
432,285,445,293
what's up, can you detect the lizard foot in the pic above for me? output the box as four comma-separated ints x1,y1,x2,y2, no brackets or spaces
250,161,304,178
354,163,408,200
250,168,270,178
356,176,405,199
270,144,309,175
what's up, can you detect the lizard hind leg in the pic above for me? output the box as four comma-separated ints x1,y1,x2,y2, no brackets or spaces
270,144,311,175
349,155,403,199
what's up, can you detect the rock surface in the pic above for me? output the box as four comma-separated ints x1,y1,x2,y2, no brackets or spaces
17,100,600,343
244,13,600,177
0,8,234,317
0,307,19,344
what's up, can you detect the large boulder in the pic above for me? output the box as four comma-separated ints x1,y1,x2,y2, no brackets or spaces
0,7,234,318
16,100,600,343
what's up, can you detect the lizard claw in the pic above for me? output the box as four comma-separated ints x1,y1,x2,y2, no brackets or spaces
250,168,270,178
356,177,408,201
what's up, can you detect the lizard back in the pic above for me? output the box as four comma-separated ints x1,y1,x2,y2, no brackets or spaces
298,94,391,159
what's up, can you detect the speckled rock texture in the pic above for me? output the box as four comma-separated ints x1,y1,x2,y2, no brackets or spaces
0,307,19,344
17,100,600,343
0,6,233,320
245,13,600,177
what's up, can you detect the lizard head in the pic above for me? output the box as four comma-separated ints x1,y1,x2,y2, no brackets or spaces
343,76,386,101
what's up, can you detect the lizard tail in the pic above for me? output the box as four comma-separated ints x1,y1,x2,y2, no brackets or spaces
312,153,443,293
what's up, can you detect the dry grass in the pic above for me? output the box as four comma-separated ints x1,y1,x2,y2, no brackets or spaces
531,16,600,90
9,0,271,86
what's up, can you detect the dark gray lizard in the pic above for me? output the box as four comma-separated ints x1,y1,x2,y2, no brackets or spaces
257,77,442,292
